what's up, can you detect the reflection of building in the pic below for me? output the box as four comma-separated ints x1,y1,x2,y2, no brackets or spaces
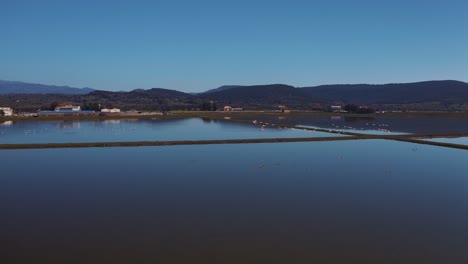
58,122,81,129
0,107,13,116
103,120,121,124
55,104,81,111
101,108,121,113
37,110,95,116
0,120,13,126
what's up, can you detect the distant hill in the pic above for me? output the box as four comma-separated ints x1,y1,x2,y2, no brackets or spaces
1,80,468,112
199,80,468,110
202,85,243,94
129,88,195,99
200,84,315,109
83,88,199,111
0,80,95,94
300,80,468,105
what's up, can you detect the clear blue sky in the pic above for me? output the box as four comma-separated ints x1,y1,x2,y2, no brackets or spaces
1,0,467,92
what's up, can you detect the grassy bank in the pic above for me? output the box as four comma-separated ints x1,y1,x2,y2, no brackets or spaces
0,136,362,149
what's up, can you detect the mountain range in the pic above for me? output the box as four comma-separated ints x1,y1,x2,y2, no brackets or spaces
200,80,468,110
1,80,468,112
0,80,95,95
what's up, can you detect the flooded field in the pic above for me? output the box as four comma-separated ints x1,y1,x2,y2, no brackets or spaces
425,136,468,146
1,115,468,263
0,118,341,144
232,115,468,134
1,140,468,263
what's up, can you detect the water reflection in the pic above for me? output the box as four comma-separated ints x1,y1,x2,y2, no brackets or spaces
0,118,341,144
0,120,13,126
1,140,467,263
426,136,468,146
237,115,468,134
57,121,81,129
103,119,121,124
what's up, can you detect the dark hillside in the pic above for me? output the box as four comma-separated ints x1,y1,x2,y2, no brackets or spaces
201,84,313,109
202,85,243,94
301,80,468,105
1,80,468,112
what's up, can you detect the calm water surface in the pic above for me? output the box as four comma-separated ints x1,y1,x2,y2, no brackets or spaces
235,115,468,134
426,137,468,146
1,140,467,263
0,118,339,144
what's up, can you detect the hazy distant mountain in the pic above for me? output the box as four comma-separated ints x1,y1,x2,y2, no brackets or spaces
0,80,95,94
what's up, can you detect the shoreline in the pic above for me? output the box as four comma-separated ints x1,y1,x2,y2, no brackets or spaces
2,111,468,151
3,110,468,123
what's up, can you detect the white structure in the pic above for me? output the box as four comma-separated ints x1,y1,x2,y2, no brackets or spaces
0,107,13,116
331,106,342,112
55,104,81,111
101,108,121,113
223,106,243,111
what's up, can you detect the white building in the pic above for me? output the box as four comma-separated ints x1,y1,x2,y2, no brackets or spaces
331,106,343,112
55,104,81,111
101,108,121,113
0,107,13,116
